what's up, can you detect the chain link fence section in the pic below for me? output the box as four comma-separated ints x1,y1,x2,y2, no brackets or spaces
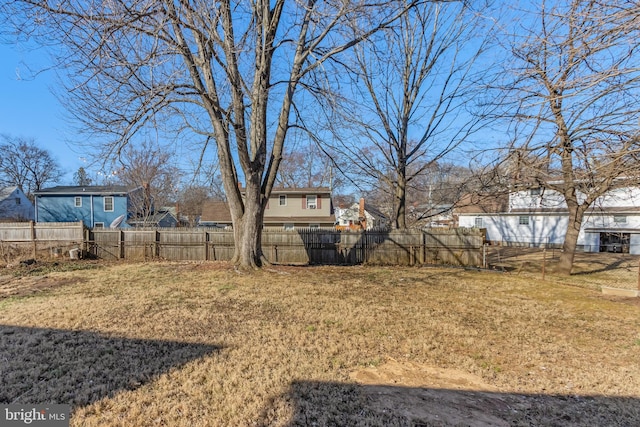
484,245,640,291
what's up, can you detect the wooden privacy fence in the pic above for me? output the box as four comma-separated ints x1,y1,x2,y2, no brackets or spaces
89,227,485,267
0,222,485,266
0,221,86,259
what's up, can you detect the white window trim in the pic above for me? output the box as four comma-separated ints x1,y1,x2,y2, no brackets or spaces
279,195,287,206
474,217,483,228
94,222,105,228
519,215,530,225
75,196,82,207
306,195,317,209
104,196,114,212
283,223,295,230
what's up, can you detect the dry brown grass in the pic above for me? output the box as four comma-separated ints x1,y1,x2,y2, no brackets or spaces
1,260,639,426
487,247,640,291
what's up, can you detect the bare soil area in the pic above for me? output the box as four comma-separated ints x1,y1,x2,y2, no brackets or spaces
0,274,83,299
0,260,638,426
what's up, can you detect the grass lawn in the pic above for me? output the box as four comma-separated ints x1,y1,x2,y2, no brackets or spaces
1,260,639,426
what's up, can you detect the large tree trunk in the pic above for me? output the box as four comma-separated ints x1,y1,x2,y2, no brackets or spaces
394,162,407,229
556,205,584,275
230,188,268,269
232,213,265,269
394,182,407,229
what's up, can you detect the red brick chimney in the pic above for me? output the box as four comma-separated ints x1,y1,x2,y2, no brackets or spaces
359,198,367,230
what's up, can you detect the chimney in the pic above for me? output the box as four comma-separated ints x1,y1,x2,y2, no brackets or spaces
359,198,367,230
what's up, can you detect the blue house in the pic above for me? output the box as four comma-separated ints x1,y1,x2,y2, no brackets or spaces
34,185,145,228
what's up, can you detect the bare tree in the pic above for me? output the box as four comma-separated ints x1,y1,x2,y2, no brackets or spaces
0,134,63,199
275,142,336,189
329,2,491,229
493,0,640,274
177,185,212,227
3,0,417,268
73,167,93,186
114,141,181,216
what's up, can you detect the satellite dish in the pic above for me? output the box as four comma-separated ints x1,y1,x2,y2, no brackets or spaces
109,214,126,228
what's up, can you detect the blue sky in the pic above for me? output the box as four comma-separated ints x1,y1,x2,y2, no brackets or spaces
0,43,83,183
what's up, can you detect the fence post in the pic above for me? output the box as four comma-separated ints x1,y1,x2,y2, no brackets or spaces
30,221,37,259
118,230,123,259
204,230,209,261
542,248,546,281
483,244,487,269
637,258,640,291
82,223,88,255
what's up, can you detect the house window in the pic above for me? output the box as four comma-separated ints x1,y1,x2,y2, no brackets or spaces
530,188,541,196
283,223,295,230
309,224,320,229
279,195,287,206
94,222,104,228
474,217,483,228
15,198,20,205
104,196,114,212
613,215,627,224
75,196,82,207
306,195,317,209
519,216,530,225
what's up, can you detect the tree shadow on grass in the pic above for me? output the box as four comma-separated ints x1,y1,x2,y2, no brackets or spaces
259,380,640,426
572,257,632,275
0,325,220,407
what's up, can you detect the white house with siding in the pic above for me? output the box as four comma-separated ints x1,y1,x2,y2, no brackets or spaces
0,186,35,221
335,198,388,231
457,186,640,254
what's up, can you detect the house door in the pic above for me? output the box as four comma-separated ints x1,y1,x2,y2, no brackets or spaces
599,232,630,253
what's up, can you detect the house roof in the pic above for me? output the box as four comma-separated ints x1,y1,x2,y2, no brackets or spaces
454,193,509,214
270,187,332,195
238,186,332,196
263,215,336,224
34,185,138,196
362,203,387,220
128,209,178,226
200,200,232,223
0,186,19,201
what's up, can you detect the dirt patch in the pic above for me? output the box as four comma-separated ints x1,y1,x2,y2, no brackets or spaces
600,294,640,307
350,359,510,426
0,275,82,299
348,359,633,426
